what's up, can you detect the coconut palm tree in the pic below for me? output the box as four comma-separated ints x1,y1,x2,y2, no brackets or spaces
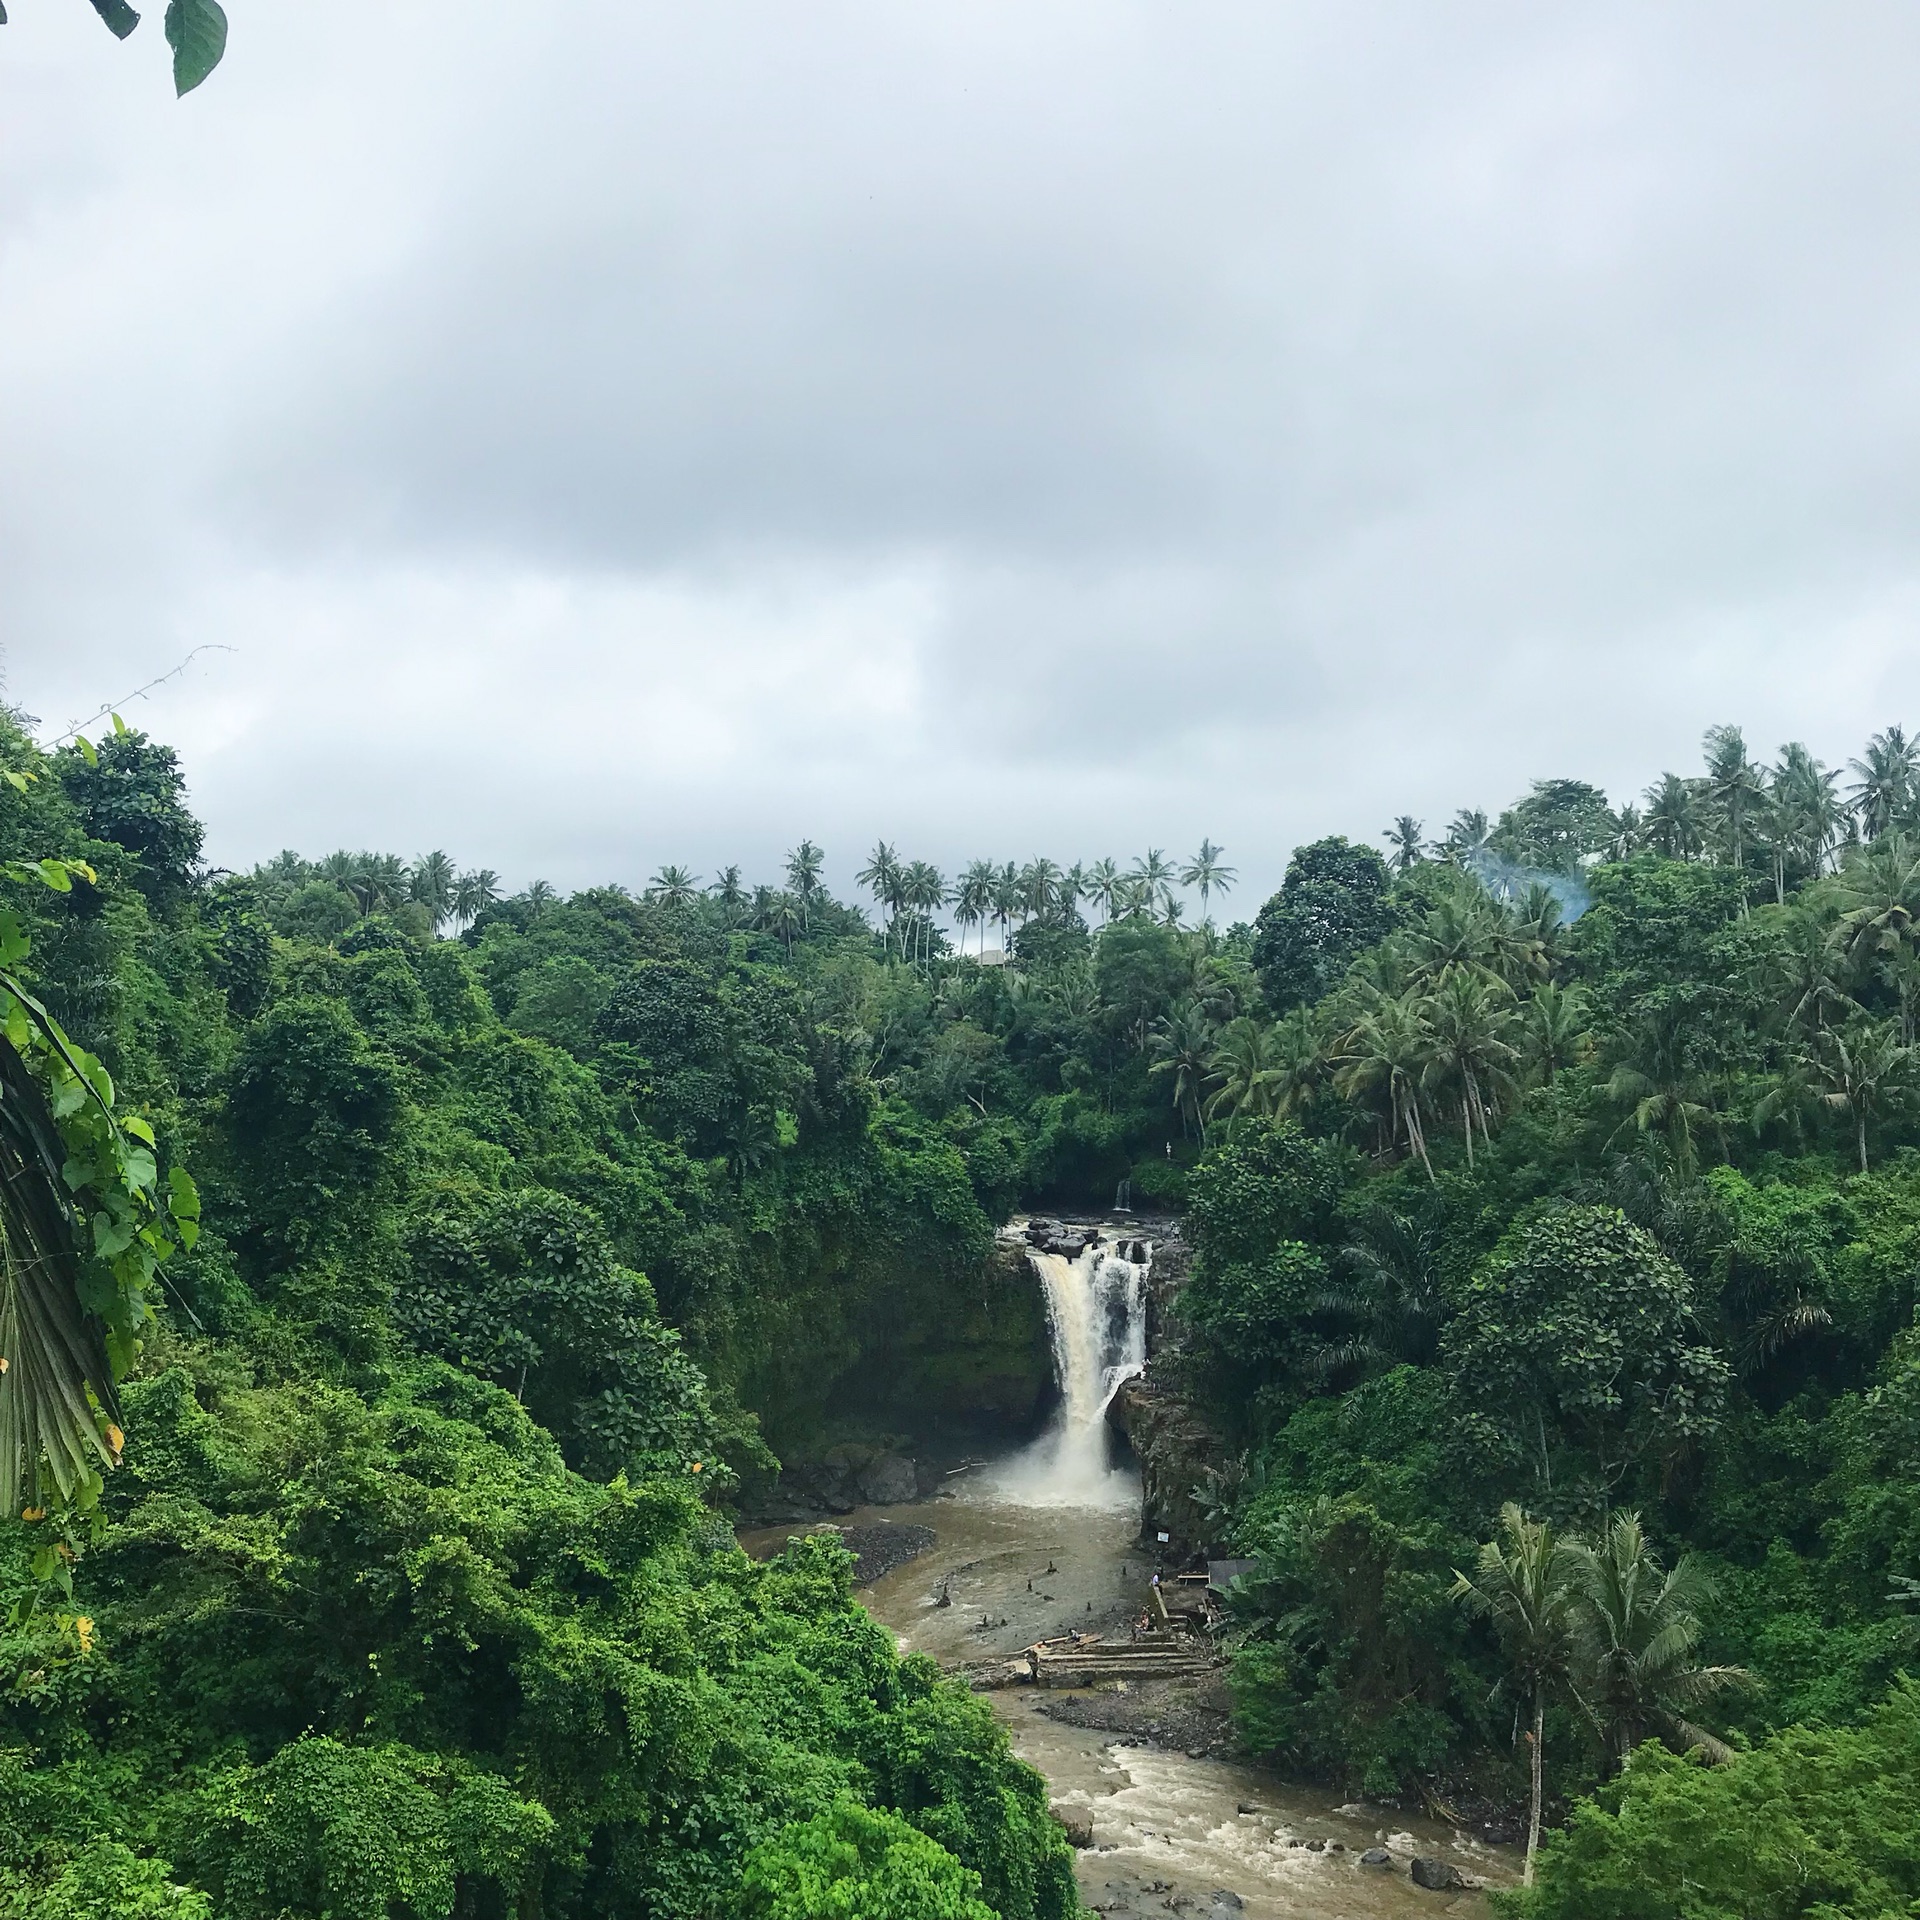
1333,993,1436,1180
709,865,747,925
1147,1000,1220,1141
1181,840,1236,921
1603,804,1644,862
1263,1006,1326,1122
761,890,804,957
1831,833,1920,971
451,868,501,930
1795,1018,1910,1170
1570,1512,1755,1776
990,864,1022,953
518,877,554,922
948,874,981,956
1606,999,1719,1174
1701,724,1767,890
1174,939,1242,1024
1087,858,1123,924
408,850,459,931
955,861,996,955
856,842,901,944
785,840,825,928
647,865,702,909
1450,1505,1584,1883
1131,848,1177,912
1507,885,1568,983
1060,862,1089,924
1021,858,1062,925
1419,966,1520,1165
1767,911,1856,1035
1441,809,1491,860
1383,816,1425,875
1847,725,1919,840
1520,981,1592,1086
1404,888,1505,986
1322,1203,1447,1370
1640,773,1703,862
903,860,945,963
1764,743,1844,898
348,851,409,916
1204,1016,1278,1129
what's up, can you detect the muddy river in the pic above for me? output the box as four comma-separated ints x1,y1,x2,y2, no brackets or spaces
744,1472,1514,1919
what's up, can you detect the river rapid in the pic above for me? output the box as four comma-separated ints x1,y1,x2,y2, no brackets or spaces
744,1472,1514,1920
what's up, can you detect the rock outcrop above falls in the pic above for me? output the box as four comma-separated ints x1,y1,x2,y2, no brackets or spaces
1022,1217,1155,1264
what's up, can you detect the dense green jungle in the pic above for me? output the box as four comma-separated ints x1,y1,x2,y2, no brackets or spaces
3,707,1920,1919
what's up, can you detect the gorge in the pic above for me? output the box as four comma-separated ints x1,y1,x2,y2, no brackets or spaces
784,1216,1515,1920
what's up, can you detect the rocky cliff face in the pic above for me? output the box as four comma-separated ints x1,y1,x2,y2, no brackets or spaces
1107,1369,1229,1564
745,1231,1056,1520
840,1231,1055,1433
1101,1219,1231,1564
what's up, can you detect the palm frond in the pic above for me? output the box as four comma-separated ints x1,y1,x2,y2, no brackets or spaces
0,1034,119,1516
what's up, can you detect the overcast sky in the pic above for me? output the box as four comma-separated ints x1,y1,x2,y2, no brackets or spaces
5,2,1920,910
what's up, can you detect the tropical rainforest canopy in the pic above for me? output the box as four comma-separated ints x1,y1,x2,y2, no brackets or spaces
2,707,1919,1917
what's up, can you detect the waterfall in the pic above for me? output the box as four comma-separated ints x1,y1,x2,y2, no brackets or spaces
982,1237,1149,1509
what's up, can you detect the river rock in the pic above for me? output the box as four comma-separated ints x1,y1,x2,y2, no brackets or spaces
1209,1894,1244,1911
1051,1806,1095,1848
1410,1857,1469,1891
1360,1848,1393,1868
855,1453,919,1504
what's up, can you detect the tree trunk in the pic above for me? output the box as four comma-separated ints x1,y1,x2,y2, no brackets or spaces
1408,1100,1437,1184
1859,1113,1870,1174
1525,1690,1545,1885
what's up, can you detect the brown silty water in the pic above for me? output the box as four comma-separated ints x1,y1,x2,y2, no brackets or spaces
745,1484,1515,1919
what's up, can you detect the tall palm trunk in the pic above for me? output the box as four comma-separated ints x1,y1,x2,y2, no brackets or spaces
1525,1689,1545,1885
1399,1082,1436,1183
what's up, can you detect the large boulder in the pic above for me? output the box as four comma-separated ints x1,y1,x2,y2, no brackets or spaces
1410,1857,1468,1891
1050,1806,1094,1849
856,1452,919,1505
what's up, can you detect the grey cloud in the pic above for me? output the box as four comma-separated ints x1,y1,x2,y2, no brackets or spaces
6,1,1920,907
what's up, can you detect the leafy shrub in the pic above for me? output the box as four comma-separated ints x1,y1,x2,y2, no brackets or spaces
1502,1681,1920,1920
739,1800,996,1920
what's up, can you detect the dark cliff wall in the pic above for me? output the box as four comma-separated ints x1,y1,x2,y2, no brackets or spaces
820,1232,1054,1447
1105,1219,1231,1563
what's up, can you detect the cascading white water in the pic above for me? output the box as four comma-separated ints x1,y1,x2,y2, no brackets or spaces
981,1237,1150,1509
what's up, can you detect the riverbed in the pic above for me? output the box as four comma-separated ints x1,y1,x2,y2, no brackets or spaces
743,1474,1514,1919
